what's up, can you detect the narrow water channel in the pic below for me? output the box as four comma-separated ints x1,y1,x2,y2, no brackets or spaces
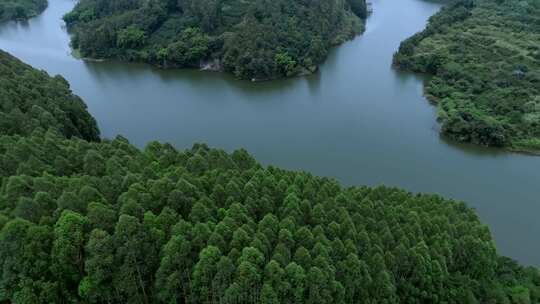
1,0,539,266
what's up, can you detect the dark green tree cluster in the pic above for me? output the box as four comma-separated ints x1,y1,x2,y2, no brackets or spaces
0,0,47,22
0,50,99,141
2,130,540,303
63,0,367,80
394,0,540,152
1,50,540,304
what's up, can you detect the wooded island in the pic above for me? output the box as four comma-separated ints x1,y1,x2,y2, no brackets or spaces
63,0,368,80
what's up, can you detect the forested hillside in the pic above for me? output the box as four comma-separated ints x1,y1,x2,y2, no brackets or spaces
0,51,99,141
394,0,540,153
1,49,540,303
3,132,540,304
63,0,367,80
0,0,47,22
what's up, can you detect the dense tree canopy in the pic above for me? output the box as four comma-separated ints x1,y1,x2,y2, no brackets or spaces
0,0,47,22
394,0,540,152
2,130,540,303
63,0,367,80
0,50,99,141
1,49,540,303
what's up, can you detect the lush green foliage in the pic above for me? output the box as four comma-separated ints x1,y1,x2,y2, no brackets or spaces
63,0,367,80
2,130,540,303
0,50,99,141
0,0,47,22
1,50,540,304
394,0,540,151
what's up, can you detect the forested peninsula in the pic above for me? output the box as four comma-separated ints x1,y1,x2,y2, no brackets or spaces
394,0,540,153
62,0,367,80
1,50,540,303
0,0,47,22
0,50,99,141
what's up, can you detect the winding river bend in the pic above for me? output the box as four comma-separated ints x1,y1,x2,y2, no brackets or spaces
1,0,539,266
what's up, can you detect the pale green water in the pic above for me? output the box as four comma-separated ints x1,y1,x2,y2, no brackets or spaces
1,0,539,266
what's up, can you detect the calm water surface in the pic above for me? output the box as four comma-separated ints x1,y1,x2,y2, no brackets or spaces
1,0,539,266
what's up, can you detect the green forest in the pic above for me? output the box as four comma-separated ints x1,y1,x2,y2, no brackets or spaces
394,0,540,152
0,50,99,141
62,0,367,80
0,0,47,22
1,50,540,303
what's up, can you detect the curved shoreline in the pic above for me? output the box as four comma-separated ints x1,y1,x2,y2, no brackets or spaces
393,65,540,156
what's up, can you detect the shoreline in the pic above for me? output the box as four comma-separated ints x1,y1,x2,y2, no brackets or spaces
66,13,366,82
392,64,540,157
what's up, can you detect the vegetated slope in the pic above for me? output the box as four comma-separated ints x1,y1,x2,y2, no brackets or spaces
0,50,99,141
0,50,539,303
3,132,540,303
0,0,47,22
63,0,367,80
394,0,540,153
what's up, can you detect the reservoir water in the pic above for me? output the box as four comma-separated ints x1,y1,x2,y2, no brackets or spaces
1,0,539,266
